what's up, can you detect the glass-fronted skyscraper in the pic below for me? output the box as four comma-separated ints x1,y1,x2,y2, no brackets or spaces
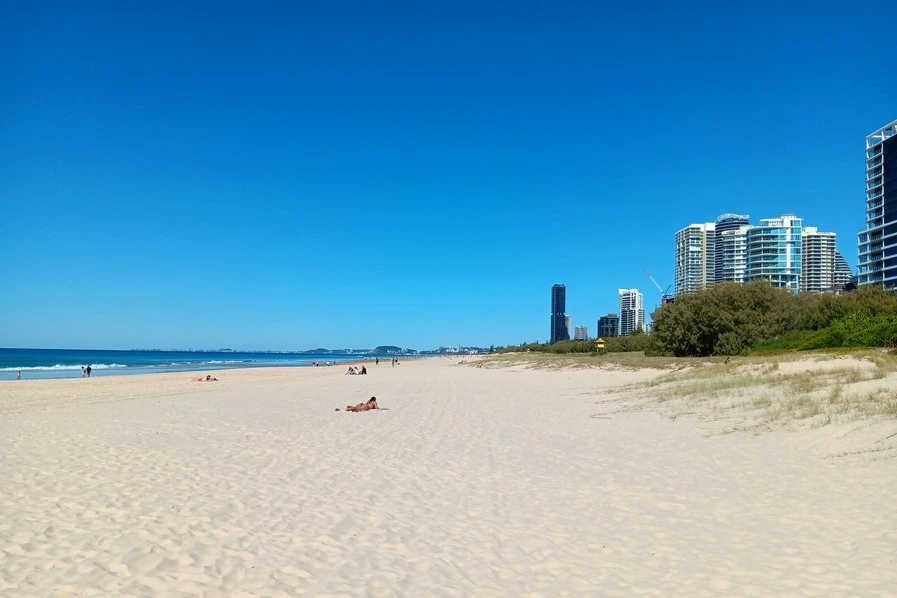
858,120,897,286
550,284,568,343
746,214,803,294
618,289,644,336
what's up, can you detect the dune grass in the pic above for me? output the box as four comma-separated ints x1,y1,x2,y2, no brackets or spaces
477,351,695,371
478,350,897,427
630,350,897,427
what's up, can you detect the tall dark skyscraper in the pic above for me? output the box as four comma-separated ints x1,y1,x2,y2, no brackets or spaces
859,120,897,286
550,284,568,343
598,313,619,338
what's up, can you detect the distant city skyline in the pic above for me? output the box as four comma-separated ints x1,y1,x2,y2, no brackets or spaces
673,213,855,299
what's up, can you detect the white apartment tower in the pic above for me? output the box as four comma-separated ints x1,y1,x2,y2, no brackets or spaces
858,120,897,286
801,227,837,293
834,251,853,287
618,289,645,336
718,225,751,284
675,223,716,296
714,213,751,283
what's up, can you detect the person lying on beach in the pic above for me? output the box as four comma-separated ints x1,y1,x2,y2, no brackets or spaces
196,375,218,382
339,396,378,412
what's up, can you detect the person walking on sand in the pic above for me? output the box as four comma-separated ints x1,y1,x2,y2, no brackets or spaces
16,370,21,380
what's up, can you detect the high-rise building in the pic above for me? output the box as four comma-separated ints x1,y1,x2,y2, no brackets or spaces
718,226,751,285
618,289,645,336
746,214,803,294
565,316,572,340
858,120,897,287
801,227,838,293
598,313,619,338
574,325,588,340
675,223,716,296
714,213,751,283
550,284,569,343
834,251,853,287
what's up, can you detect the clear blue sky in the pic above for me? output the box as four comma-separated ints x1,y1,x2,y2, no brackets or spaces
2,1,895,351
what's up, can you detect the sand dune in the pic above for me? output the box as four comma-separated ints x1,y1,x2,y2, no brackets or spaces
1,358,895,596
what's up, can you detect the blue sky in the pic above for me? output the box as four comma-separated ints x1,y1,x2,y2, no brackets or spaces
2,1,895,351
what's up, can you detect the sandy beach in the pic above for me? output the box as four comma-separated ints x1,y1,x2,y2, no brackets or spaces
1,357,895,597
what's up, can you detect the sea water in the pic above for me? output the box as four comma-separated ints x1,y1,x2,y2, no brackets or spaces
0,348,391,381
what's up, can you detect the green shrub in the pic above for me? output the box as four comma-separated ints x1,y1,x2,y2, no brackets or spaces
650,283,897,356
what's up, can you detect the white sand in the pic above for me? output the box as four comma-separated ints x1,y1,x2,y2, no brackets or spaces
1,358,895,597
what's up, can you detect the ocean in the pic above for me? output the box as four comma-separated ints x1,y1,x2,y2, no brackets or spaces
0,348,396,381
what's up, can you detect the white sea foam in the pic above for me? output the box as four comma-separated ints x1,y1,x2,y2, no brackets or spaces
163,360,248,366
0,363,128,372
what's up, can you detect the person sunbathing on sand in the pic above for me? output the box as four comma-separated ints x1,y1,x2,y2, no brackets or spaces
341,396,378,412
196,375,218,382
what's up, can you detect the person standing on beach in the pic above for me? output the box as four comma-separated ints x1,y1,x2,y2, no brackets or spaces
86,365,92,377
16,370,21,380
81,366,86,377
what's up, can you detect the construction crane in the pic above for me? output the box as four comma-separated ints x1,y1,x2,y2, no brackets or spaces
643,269,674,305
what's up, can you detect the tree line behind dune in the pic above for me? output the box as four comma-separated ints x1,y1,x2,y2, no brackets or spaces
650,281,897,357
494,282,897,358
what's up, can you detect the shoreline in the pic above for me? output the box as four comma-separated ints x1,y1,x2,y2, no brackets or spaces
0,354,422,382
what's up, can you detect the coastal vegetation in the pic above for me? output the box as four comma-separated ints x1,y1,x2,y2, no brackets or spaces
649,281,897,356
495,282,897,358
481,349,690,370
492,331,651,355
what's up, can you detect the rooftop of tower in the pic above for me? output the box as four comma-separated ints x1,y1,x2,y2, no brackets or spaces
715,213,750,224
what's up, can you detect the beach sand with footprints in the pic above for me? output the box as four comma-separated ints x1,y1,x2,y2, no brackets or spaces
1,355,895,596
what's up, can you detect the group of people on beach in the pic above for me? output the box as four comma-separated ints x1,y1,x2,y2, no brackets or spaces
183,364,383,413
81,365,92,378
